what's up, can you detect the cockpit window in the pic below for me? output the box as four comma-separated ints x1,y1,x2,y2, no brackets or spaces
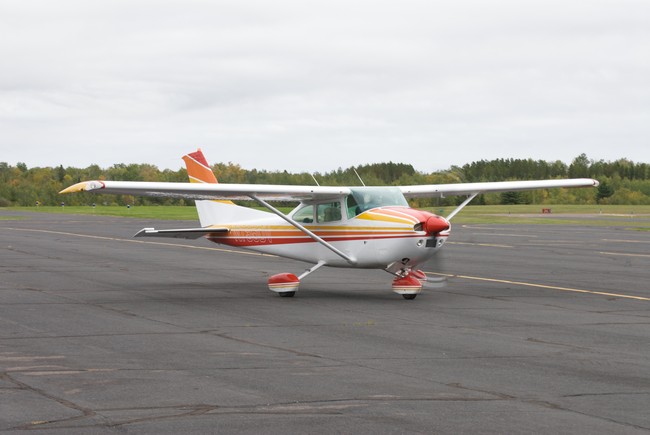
349,187,408,215
292,188,406,222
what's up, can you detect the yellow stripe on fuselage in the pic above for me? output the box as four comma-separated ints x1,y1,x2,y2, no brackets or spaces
355,211,417,226
214,224,414,232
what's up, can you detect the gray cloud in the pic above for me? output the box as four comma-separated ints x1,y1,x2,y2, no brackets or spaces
1,0,648,172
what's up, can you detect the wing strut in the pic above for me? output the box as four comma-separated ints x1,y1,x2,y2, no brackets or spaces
298,260,327,280
249,195,357,265
446,192,479,221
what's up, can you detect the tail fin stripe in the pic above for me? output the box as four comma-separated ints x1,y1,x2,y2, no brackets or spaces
188,175,208,184
185,153,212,172
182,150,218,184
186,149,211,168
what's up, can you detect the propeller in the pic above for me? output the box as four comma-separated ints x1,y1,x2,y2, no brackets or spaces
419,249,449,289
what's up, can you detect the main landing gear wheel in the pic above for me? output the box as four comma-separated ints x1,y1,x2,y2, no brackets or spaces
402,293,417,300
268,273,300,297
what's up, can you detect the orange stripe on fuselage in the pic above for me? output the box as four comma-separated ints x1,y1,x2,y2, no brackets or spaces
201,206,444,248
205,223,428,247
208,234,428,247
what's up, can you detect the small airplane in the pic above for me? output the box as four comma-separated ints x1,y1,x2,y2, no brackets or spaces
61,149,599,299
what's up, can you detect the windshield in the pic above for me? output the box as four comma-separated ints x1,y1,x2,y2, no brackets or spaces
349,187,408,216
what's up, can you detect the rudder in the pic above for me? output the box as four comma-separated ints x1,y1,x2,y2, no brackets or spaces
182,149,220,184
181,149,267,227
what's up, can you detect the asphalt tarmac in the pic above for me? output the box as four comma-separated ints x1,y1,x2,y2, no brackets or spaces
1,210,649,434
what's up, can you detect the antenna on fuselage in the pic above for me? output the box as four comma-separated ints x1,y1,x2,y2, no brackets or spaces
353,168,366,186
310,173,320,186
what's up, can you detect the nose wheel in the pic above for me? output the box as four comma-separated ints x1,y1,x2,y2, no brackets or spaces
391,274,422,299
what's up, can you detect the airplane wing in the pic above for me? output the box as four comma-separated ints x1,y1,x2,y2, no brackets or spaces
60,180,351,202
399,178,599,198
61,178,598,201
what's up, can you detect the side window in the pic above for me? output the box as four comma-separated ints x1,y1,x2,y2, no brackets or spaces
317,202,342,223
346,195,361,218
293,205,314,223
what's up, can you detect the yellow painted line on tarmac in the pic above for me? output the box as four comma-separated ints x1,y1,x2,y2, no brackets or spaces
424,271,650,301
3,227,278,257
458,231,538,238
447,241,514,248
602,239,650,244
600,251,650,259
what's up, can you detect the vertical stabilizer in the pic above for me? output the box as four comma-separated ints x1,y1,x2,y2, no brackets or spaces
181,149,268,227
182,149,221,185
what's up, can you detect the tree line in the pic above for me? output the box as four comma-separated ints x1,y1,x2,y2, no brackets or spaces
1,154,648,207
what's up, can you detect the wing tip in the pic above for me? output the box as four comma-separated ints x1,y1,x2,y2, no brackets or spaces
59,181,105,194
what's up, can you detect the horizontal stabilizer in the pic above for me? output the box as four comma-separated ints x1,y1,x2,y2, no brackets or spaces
134,227,229,239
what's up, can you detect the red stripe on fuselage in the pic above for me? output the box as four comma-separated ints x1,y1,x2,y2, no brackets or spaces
207,233,447,247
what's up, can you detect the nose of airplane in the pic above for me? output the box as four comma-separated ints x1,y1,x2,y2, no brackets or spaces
424,215,450,235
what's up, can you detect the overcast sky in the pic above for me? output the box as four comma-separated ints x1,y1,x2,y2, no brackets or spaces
1,0,648,173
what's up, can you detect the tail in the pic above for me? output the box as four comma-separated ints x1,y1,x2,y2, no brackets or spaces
182,149,268,227
182,149,221,185
182,149,235,205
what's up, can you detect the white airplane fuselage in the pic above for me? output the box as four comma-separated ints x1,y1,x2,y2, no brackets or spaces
204,204,450,270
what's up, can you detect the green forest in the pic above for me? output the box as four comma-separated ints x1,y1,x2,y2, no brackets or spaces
1,153,649,207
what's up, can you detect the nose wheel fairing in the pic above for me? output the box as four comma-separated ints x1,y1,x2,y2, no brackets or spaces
390,268,432,299
391,274,423,298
